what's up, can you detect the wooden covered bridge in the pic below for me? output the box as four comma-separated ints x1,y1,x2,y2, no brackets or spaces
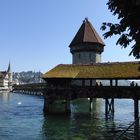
42,61,140,120
13,83,46,96
13,61,140,120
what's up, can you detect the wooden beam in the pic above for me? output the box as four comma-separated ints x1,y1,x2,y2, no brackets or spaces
134,98,139,139
82,79,85,87
105,98,108,119
115,79,118,86
134,98,139,120
111,98,114,114
105,98,114,119
110,79,113,86
43,98,50,115
90,80,92,87
65,99,71,114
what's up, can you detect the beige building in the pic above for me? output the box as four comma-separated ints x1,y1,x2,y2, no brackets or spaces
0,72,9,89
0,63,12,91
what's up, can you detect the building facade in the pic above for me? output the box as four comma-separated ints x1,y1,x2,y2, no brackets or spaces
0,63,13,91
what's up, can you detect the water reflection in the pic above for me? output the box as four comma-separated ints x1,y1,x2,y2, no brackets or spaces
42,113,122,140
0,92,11,101
41,99,121,140
0,93,137,140
71,99,104,116
41,99,138,139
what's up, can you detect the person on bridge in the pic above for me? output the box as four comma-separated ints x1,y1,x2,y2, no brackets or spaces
130,81,135,86
135,83,139,86
99,82,103,86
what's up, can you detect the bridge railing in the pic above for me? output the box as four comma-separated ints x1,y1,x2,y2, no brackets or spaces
13,84,140,99
44,86,140,99
12,83,47,95
13,83,47,89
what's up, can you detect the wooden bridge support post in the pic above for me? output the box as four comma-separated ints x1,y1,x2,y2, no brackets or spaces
90,80,92,87
110,79,113,86
112,98,114,114
115,79,118,86
105,99,108,119
65,99,71,114
134,98,139,120
82,79,85,87
105,98,114,119
89,98,93,113
134,98,139,139
43,98,50,115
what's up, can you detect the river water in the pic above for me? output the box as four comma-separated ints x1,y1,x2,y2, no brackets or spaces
0,92,137,140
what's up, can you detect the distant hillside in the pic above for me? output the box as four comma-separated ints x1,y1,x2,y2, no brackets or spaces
13,71,44,84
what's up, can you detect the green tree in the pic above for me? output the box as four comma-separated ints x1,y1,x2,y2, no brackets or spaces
101,0,140,58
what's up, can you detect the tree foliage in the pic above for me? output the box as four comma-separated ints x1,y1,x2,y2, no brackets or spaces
101,0,140,58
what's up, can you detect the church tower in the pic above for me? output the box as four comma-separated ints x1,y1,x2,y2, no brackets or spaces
7,62,12,90
69,18,105,64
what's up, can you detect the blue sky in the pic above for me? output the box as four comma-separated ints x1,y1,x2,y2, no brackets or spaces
0,0,136,72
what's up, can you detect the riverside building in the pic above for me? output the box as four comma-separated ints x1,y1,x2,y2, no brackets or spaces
0,62,13,92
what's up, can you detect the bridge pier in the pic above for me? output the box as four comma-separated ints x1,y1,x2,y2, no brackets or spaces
134,98,139,139
43,98,71,115
65,99,71,114
43,98,50,114
134,98,139,120
105,98,114,119
89,98,93,113
104,80,115,119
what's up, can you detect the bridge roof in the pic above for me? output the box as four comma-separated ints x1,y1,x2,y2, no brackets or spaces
43,61,140,80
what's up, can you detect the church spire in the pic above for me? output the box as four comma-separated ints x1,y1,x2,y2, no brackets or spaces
7,61,11,73
7,61,12,91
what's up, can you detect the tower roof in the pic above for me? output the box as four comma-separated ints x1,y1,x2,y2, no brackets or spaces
7,61,11,73
69,18,105,47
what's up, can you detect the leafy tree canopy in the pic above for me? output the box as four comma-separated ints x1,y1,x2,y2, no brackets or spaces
101,0,140,58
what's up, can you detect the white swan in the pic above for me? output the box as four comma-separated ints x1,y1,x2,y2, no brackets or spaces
18,102,22,105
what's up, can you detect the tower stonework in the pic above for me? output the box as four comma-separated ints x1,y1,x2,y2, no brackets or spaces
69,18,105,64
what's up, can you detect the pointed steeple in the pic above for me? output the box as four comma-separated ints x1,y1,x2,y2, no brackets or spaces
69,18,105,47
7,61,11,73
7,61,12,90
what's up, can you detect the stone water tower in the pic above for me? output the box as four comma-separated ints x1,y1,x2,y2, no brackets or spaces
69,18,105,64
